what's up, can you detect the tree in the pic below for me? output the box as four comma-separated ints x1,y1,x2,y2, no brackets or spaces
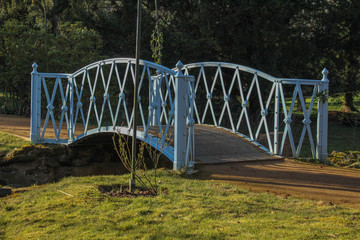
292,0,360,112
322,0,360,112
0,1,103,115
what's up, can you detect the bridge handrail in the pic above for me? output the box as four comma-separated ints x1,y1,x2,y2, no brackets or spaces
34,59,177,78
183,62,277,82
37,73,71,78
71,58,177,77
183,62,323,85
277,78,323,85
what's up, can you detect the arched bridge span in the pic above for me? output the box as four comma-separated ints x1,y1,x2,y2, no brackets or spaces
30,58,329,170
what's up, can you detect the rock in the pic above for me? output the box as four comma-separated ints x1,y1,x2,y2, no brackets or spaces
59,154,71,165
0,188,12,198
72,158,88,167
78,148,96,158
0,142,135,187
45,158,60,168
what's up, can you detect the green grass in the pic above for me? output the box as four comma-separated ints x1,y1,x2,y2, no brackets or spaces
297,121,360,158
327,122,360,152
1,171,360,239
0,131,31,157
281,93,359,159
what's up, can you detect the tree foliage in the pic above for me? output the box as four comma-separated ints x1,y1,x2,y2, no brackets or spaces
0,0,359,115
0,1,103,115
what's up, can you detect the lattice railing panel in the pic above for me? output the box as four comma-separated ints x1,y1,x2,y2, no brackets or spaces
184,63,277,153
32,59,179,148
183,62,327,159
278,83,319,158
39,75,71,142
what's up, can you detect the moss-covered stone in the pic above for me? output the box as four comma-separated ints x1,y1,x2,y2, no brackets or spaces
0,143,129,186
3,144,65,164
328,151,360,168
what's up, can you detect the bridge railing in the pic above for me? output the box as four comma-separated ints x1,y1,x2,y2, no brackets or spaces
183,62,329,161
30,58,195,170
30,62,72,144
31,59,328,166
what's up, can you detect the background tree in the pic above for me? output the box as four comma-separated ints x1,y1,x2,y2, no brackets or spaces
1,0,359,115
0,0,103,115
290,0,360,112
320,0,360,112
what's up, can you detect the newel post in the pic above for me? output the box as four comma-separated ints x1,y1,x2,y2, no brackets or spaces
150,70,161,126
68,76,74,143
273,81,280,155
174,61,188,170
30,62,41,143
316,68,329,162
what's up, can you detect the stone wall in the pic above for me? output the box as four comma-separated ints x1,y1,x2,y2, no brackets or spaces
0,143,127,187
0,134,172,187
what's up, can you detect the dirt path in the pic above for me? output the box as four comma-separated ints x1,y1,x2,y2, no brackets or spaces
0,114,32,140
197,160,360,207
1,114,360,207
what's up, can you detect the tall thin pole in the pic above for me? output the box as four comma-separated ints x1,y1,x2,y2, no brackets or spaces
130,0,142,192
43,0,49,72
154,0,161,65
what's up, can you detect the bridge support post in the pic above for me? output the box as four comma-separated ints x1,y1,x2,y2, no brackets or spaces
273,81,280,155
150,74,161,126
316,69,329,162
174,61,188,170
68,77,74,143
30,62,41,143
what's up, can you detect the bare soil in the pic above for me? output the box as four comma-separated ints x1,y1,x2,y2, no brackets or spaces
1,114,360,207
197,159,360,207
98,184,157,198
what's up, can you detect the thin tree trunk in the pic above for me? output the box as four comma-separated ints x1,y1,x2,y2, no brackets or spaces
342,92,358,112
340,61,358,112
296,95,302,112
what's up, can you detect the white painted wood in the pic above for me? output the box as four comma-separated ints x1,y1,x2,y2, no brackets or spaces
316,69,329,162
30,63,41,143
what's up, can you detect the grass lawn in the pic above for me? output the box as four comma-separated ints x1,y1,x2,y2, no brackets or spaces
296,121,360,158
327,122,359,153
0,131,31,157
1,171,360,239
285,93,360,113
282,93,359,159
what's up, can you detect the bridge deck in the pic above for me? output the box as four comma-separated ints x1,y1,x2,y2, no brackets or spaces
146,125,279,164
193,125,280,164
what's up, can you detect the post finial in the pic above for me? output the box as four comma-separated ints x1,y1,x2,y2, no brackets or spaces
176,60,184,70
322,68,329,82
175,60,184,77
32,62,38,73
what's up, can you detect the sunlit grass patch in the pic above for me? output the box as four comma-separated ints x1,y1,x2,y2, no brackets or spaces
1,171,360,239
0,131,31,157
285,93,360,113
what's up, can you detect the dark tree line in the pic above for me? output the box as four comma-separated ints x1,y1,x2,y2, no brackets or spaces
0,0,359,115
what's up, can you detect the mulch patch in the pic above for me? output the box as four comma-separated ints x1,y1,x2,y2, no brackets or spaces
98,184,156,198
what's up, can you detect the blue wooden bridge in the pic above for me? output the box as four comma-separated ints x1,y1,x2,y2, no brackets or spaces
30,58,329,170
